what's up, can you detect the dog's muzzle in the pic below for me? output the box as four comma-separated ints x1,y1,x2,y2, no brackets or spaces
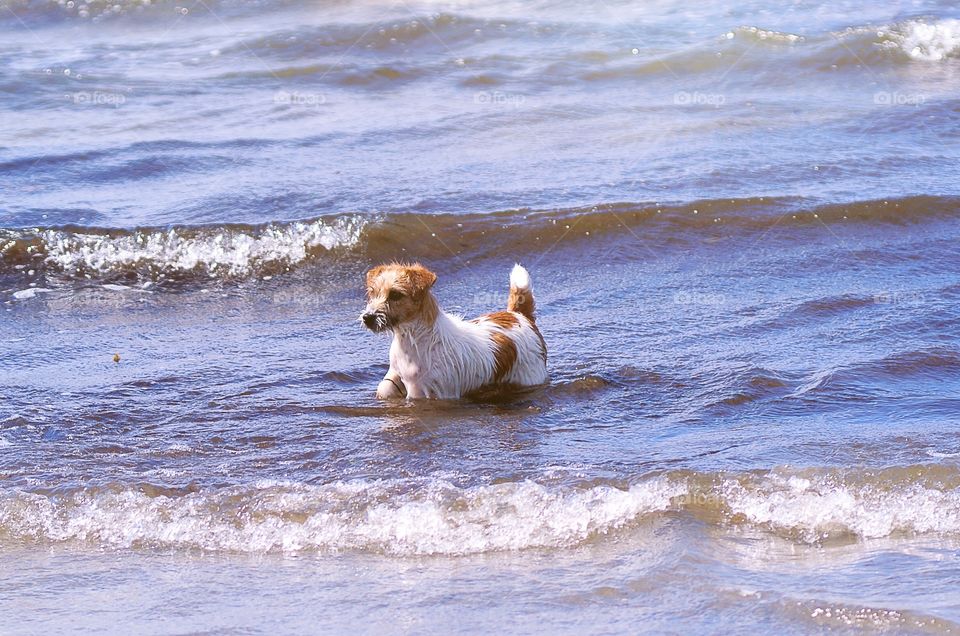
362,312,387,332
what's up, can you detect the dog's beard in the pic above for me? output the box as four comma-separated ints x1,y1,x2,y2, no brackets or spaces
365,312,391,333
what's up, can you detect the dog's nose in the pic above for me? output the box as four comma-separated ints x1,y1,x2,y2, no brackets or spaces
362,313,377,328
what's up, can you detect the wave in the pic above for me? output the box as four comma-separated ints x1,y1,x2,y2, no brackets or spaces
871,347,960,377
740,19,960,65
189,17,960,87
0,0,295,23
2,465,959,554
2,195,956,285
824,347,960,392
5,0,958,72
0,477,685,555
589,18,960,84
884,18,960,62
784,346,960,402
0,215,365,281
790,294,879,318
220,13,490,61
696,465,960,543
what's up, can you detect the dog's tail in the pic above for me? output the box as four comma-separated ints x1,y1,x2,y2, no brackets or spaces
507,264,536,322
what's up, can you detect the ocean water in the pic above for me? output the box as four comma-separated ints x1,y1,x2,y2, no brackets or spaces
2,0,960,633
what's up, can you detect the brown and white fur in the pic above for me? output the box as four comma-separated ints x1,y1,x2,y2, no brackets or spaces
361,263,547,399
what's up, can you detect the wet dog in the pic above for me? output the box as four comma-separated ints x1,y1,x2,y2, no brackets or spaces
361,263,547,399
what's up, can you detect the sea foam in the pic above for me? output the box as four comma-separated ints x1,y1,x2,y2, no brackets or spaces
0,478,682,555
2,468,959,554
888,18,960,61
714,470,960,542
32,216,364,279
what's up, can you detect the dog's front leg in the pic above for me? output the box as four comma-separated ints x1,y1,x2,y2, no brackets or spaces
376,369,406,399
403,380,427,399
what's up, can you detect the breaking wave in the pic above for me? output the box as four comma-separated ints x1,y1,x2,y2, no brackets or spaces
0,477,685,555
657,18,960,70
746,18,960,64
2,466,959,554
4,0,959,71
2,195,956,287
696,465,960,543
0,215,365,281
886,18,960,62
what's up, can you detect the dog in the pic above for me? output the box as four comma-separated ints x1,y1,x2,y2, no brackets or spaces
361,263,547,399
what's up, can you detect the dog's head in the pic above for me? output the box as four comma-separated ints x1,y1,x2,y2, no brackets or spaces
361,263,437,332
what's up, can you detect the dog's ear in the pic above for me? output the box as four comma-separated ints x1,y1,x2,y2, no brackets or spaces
406,264,437,297
366,265,387,288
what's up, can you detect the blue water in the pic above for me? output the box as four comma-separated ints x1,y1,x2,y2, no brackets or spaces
2,0,960,633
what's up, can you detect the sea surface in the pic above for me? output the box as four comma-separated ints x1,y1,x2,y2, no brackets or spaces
2,0,960,633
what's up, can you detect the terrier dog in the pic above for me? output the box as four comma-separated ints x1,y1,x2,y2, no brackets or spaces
361,263,547,399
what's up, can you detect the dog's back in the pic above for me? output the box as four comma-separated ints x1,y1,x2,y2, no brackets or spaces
365,262,547,399
470,264,547,388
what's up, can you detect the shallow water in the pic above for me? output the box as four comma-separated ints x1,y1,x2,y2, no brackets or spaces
2,0,960,632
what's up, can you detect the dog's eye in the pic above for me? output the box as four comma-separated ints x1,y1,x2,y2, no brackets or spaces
387,290,404,302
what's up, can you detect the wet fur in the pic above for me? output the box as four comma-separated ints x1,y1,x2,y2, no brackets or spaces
361,263,547,399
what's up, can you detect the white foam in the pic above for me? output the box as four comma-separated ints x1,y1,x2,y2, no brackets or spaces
11,287,53,300
0,478,682,555
928,450,960,458
716,471,960,542
5,470,958,553
889,19,960,61
39,216,364,278
736,26,804,44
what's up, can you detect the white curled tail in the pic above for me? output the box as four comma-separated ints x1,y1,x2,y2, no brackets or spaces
507,264,536,321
